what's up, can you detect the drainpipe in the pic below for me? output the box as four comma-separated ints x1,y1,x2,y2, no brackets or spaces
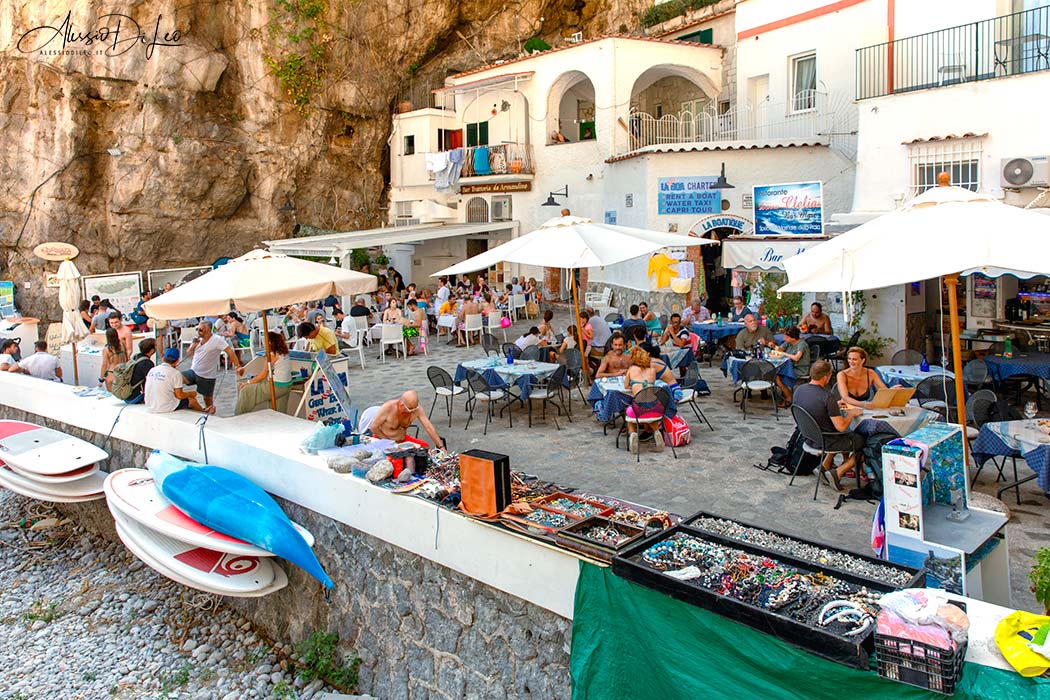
887,0,895,94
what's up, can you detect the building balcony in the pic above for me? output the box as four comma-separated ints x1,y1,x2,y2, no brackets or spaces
426,143,535,183
856,4,1050,100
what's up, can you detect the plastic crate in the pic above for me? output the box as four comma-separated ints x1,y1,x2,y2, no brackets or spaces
875,629,966,695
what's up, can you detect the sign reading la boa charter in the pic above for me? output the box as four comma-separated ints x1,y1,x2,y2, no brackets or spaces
753,181,824,236
657,177,720,215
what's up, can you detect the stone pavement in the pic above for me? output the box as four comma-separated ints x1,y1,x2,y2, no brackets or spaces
202,310,1046,611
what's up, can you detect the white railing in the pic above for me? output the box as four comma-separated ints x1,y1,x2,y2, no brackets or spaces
626,90,858,158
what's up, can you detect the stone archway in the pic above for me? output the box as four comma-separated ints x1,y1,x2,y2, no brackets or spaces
546,70,598,144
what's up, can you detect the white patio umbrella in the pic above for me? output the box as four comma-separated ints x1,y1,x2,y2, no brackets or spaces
143,249,377,409
433,214,714,377
56,259,88,383
781,177,1050,444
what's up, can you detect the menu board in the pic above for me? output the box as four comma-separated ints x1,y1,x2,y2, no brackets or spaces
0,281,14,317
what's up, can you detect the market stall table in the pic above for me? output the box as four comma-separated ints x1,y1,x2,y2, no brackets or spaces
971,419,1050,497
721,354,794,386
850,406,941,438
875,364,954,387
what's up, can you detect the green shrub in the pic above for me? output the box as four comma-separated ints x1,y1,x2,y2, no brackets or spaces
523,37,551,54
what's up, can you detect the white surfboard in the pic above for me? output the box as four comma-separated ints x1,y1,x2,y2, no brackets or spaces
0,465,105,503
104,469,316,556
6,461,99,484
110,507,287,597
0,420,108,476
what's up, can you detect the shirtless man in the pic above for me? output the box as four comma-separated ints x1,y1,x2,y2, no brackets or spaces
595,334,630,378
369,390,444,447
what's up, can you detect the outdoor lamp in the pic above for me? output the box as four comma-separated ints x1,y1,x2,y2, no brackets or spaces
542,185,569,206
711,162,735,189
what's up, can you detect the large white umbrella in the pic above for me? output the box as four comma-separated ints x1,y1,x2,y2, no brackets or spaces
143,249,377,319
781,178,1050,448
143,249,377,410
57,259,88,383
433,214,714,378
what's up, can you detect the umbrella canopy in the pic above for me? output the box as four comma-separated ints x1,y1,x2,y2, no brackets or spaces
142,249,377,320
432,215,714,276
57,259,88,344
781,186,1050,293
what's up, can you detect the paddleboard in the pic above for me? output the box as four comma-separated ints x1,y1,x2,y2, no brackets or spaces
147,451,333,588
110,506,287,597
0,465,105,502
0,420,108,476
104,469,315,557
6,461,99,484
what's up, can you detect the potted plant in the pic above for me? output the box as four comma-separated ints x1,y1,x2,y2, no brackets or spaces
1030,547,1050,614
508,158,523,173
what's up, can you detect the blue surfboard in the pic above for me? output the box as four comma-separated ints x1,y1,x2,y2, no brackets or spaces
147,451,333,588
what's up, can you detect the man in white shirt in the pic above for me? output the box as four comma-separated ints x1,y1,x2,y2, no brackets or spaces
682,300,711,324
435,277,451,309
182,321,243,412
13,341,62,381
145,348,206,413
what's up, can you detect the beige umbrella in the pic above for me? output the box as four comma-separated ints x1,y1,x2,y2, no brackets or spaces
56,259,88,383
143,249,377,410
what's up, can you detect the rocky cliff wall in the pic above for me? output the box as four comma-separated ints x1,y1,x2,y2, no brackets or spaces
0,0,647,320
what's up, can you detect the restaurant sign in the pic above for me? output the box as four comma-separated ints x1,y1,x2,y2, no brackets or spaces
459,181,532,194
690,214,753,236
657,176,720,215
753,181,823,235
33,241,80,261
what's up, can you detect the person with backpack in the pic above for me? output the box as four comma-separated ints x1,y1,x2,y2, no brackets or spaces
110,338,156,403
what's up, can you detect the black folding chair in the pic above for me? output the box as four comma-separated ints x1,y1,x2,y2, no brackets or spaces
678,362,713,431
463,369,512,435
527,365,571,429
789,405,853,500
426,366,465,428
481,333,500,357
891,349,922,365
502,343,522,360
739,360,779,420
616,386,675,462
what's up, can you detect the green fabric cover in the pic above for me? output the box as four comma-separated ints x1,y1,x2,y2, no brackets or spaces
570,562,1050,700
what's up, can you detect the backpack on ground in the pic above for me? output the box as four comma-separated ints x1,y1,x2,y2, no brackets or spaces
662,415,691,447
109,358,144,400
757,428,819,475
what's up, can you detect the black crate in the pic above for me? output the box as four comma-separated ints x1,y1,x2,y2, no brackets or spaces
875,633,967,695
557,516,645,560
613,524,903,669
684,511,925,589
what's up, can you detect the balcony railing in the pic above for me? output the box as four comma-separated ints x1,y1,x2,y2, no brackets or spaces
427,143,535,182
856,5,1050,100
395,80,455,112
628,89,855,150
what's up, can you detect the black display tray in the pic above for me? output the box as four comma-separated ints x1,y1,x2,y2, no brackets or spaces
683,511,925,590
613,523,905,669
556,516,645,561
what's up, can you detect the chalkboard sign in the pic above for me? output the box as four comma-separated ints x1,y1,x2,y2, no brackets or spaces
313,350,352,421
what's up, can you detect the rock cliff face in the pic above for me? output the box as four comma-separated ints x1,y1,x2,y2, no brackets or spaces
0,0,647,319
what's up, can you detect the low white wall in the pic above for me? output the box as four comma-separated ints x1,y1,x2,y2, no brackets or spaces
0,372,581,618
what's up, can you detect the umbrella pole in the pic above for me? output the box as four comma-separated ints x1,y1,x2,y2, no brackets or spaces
262,312,277,411
72,342,79,385
944,273,969,463
571,270,590,381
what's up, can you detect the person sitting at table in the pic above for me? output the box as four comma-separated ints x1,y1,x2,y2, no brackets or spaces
641,341,681,399
623,345,663,454
474,274,489,296
523,277,537,302
457,296,482,346
627,323,648,349
236,332,292,415
682,299,711,325
497,284,513,310
403,299,426,356
553,324,579,363
794,360,865,489
729,295,752,323
480,293,499,327
660,313,691,349
368,390,445,448
836,346,888,408
800,302,832,335
538,310,557,345
776,326,811,407
596,333,629,378
10,340,62,381
222,312,250,346
621,305,646,339
0,339,18,372
382,298,402,325
350,296,372,322
735,313,775,351
297,321,338,355
145,348,208,414
638,302,661,335
403,283,417,303
514,326,543,352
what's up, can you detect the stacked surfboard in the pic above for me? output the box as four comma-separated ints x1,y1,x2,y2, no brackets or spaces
0,420,108,502
103,468,318,597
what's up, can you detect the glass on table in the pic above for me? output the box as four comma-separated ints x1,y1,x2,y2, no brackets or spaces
1025,401,1038,420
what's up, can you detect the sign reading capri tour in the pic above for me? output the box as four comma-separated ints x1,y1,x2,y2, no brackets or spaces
657,177,720,216
753,181,824,236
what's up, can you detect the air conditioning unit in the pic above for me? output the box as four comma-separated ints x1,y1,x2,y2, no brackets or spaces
394,217,420,227
1001,156,1050,188
490,197,511,221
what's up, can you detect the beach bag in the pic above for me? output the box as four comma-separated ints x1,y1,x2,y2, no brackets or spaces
662,416,691,447
109,359,142,400
499,315,512,329
760,429,818,475
525,301,539,317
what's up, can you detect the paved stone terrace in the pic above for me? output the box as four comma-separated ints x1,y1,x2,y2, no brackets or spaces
199,308,1046,611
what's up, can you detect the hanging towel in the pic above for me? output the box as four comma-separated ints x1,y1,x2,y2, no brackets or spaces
425,152,449,173
473,146,491,176
447,148,464,188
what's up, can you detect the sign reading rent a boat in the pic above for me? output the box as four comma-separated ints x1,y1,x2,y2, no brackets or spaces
657,177,719,216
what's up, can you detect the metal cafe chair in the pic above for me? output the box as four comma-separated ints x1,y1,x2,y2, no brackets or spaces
616,386,675,462
427,366,465,429
739,359,779,420
789,405,855,501
679,362,713,431
526,365,571,429
464,369,512,436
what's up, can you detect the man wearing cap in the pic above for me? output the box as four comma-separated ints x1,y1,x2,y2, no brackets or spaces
145,348,208,414
184,320,244,411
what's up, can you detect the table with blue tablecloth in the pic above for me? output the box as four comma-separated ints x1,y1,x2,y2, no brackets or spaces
720,354,795,387
850,406,941,437
772,332,840,346
660,346,694,371
454,358,564,400
985,352,1050,383
586,376,680,424
691,321,744,344
876,364,954,387
971,419,1050,496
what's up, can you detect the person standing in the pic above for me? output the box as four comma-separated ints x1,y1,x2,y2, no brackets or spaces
435,277,451,312
108,312,134,359
99,328,127,391
387,266,406,293
184,320,244,412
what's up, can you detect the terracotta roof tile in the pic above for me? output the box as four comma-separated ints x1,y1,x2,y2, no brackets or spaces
901,132,987,145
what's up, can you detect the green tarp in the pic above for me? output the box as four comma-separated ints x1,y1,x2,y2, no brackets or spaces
570,562,1050,700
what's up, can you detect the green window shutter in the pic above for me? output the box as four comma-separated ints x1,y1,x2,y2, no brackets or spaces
479,121,489,146
678,28,713,44
466,123,478,147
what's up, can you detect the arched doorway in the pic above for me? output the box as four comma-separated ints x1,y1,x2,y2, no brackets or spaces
546,71,597,143
466,197,489,223
628,65,719,149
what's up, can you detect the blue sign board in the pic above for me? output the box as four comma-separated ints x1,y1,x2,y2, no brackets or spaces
657,177,720,215
753,181,824,236
604,210,617,225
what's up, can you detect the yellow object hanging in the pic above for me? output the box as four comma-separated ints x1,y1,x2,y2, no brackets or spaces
647,253,679,289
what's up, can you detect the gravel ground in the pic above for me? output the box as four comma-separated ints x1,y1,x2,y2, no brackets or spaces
0,491,338,700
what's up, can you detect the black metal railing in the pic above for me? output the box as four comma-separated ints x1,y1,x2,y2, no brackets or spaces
856,4,1050,100
395,80,455,112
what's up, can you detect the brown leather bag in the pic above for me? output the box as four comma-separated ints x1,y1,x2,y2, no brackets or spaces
459,449,511,517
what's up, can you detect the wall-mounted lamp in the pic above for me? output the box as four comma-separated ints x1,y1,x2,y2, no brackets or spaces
541,185,569,207
711,162,735,189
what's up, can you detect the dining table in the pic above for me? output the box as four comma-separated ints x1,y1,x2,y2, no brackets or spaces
984,352,1050,383
690,321,744,344
971,419,1050,501
850,405,941,438
875,364,954,387
586,376,679,424
454,357,564,401
720,354,795,386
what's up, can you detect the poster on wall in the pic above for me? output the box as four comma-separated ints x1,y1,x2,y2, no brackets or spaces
753,181,824,235
148,266,213,293
83,273,142,320
657,176,720,215
971,273,998,318
0,281,15,317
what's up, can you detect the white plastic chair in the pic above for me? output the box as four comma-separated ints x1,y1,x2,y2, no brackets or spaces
352,315,370,346
178,327,196,359
463,314,483,347
511,294,527,321
380,323,406,362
